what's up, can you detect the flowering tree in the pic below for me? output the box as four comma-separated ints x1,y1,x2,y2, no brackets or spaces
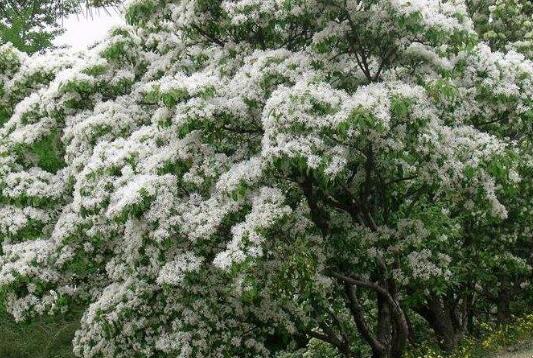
0,1,531,357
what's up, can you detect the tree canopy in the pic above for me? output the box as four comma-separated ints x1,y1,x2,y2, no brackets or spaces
0,0,531,357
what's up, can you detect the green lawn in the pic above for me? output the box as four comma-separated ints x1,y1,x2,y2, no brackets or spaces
0,312,79,358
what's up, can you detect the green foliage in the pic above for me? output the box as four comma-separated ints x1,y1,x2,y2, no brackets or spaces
0,6,57,54
125,0,157,25
31,131,67,173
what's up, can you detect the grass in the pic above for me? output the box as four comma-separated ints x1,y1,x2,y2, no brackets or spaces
0,311,79,358
478,314,533,358
494,339,533,358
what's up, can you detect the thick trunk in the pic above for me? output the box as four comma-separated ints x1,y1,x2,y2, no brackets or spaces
377,296,392,347
373,296,392,358
342,281,409,358
374,297,408,358
497,289,512,322
415,296,462,352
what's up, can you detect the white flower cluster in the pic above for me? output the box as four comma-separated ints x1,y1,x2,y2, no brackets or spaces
157,253,203,286
389,0,474,33
406,249,452,281
213,187,292,269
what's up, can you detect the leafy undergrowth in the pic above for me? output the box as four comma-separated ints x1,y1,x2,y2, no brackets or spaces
406,315,533,358
0,311,80,358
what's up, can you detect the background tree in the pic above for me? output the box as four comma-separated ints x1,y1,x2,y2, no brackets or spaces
0,0,120,53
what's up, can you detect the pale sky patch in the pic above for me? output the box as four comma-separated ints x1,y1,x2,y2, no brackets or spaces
54,10,124,50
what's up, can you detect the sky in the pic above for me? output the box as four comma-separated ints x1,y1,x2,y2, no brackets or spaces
53,9,124,50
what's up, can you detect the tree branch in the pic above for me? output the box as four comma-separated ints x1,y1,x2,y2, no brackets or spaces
344,284,386,354
333,272,410,345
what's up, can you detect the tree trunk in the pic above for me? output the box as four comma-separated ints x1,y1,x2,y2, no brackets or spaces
377,296,392,346
497,288,512,322
336,274,410,358
373,296,392,358
415,296,462,352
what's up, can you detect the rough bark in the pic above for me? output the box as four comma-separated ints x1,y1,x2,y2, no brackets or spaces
337,274,409,358
415,296,463,352
497,288,512,322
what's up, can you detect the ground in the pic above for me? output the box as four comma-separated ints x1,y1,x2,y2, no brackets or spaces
496,340,533,358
